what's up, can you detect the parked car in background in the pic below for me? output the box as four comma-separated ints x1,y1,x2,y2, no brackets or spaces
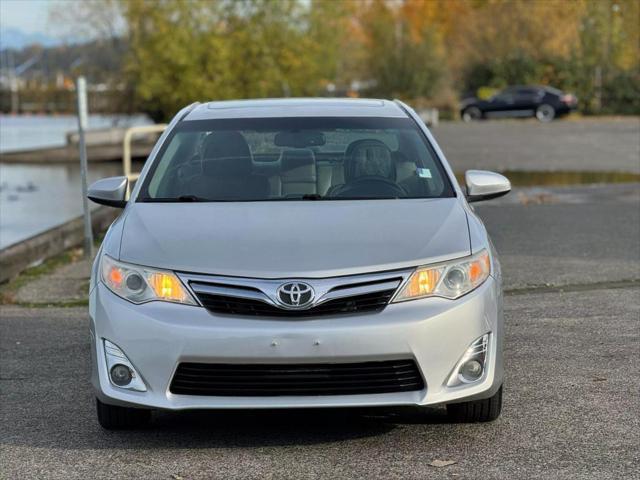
460,86,578,122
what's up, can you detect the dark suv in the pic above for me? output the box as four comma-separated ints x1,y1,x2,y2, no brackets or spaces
460,86,577,122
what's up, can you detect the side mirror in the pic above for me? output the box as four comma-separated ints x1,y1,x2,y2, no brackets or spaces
465,170,511,203
87,176,128,208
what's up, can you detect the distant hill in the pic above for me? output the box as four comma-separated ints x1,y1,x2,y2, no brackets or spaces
0,34,132,114
0,27,60,49
0,37,125,84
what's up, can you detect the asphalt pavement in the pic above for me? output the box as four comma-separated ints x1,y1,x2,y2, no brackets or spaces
1,184,639,479
432,118,640,174
478,183,640,289
1,287,638,479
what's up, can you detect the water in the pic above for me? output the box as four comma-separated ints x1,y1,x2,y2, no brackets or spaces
0,114,151,249
0,114,151,153
0,162,136,249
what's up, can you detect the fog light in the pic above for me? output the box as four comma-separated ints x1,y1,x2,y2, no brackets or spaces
446,333,490,387
460,359,483,381
103,339,147,391
110,364,133,386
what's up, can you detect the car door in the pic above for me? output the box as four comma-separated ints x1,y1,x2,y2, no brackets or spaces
485,90,516,116
513,88,542,114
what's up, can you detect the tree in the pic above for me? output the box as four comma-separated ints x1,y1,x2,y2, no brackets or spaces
45,0,640,116
354,0,444,100
122,0,350,120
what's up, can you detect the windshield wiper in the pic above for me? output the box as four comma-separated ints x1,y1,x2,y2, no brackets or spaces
285,194,400,201
177,195,208,202
140,194,403,203
269,194,325,201
326,196,401,201
140,195,214,202
301,194,323,200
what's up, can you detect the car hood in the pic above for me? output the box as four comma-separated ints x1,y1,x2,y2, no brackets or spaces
119,199,470,278
460,97,479,108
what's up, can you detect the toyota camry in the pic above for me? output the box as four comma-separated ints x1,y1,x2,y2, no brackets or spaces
87,98,511,429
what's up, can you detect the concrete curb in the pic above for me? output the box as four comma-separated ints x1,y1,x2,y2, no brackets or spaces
0,207,119,283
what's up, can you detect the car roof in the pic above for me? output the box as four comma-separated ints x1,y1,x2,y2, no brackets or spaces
183,98,408,121
503,85,539,91
503,85,563,94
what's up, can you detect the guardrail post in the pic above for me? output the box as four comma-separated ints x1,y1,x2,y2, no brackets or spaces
122,124,168,184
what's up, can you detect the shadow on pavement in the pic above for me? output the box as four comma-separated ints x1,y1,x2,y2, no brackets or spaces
91,406,450,449
1,403,455,451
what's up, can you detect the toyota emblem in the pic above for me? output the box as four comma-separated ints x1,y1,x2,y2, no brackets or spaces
276,282,314,309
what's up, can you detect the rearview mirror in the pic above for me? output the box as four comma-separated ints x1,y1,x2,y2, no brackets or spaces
88,176,128,208
274,131,326,148
465,170,511,203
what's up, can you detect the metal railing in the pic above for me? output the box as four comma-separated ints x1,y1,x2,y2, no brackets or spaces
123,124,167,181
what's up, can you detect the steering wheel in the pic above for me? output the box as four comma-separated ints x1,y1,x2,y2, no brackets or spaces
332,176,407,198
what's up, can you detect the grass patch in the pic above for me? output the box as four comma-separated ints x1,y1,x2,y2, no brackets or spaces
0,247,85,305
16,299,89,308
1,234,105,306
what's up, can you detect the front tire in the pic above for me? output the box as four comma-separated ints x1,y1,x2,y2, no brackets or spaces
461,106,482,122
96,398,151,430
535,104,555,122
446,385,502,423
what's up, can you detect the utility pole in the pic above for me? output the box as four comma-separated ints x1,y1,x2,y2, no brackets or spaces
6,52,41,114
8,51,18,113
76,76,94,258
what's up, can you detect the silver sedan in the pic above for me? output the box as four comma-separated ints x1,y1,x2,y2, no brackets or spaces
88,98,510,429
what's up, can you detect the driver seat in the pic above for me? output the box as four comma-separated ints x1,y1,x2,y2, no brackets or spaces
327,139,399,197
344,139,396,182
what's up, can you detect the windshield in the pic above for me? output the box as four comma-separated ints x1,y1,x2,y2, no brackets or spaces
138,117,455,202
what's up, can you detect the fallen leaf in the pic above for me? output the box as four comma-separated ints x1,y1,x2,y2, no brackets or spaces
170,475,184,480
429,459,457,468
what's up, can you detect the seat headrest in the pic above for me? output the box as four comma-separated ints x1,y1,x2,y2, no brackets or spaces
392,151,417,182
280,149,316,180
201,131,252,176
344,139,395,182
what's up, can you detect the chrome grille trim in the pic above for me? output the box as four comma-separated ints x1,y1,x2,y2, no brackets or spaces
178,269,413,313
316,279,402,305
189,283,270,304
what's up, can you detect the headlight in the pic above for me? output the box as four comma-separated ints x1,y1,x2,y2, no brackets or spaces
101,255,196,305
393,250,491,302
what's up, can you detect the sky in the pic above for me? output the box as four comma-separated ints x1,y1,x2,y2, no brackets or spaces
0,0,53,35
0,0,119,48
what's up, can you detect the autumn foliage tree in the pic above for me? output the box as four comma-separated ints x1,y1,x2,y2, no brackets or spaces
123,0,350,120
55,0,640,119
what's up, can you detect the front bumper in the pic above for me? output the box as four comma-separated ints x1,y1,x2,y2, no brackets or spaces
89,277,503,410
557,103,577,115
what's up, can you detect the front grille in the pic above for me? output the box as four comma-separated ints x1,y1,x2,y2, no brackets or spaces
169,360,424,396
179,269,411,318
195,289,396,317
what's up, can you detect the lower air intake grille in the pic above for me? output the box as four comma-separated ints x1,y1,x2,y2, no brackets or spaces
169,360,424,396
